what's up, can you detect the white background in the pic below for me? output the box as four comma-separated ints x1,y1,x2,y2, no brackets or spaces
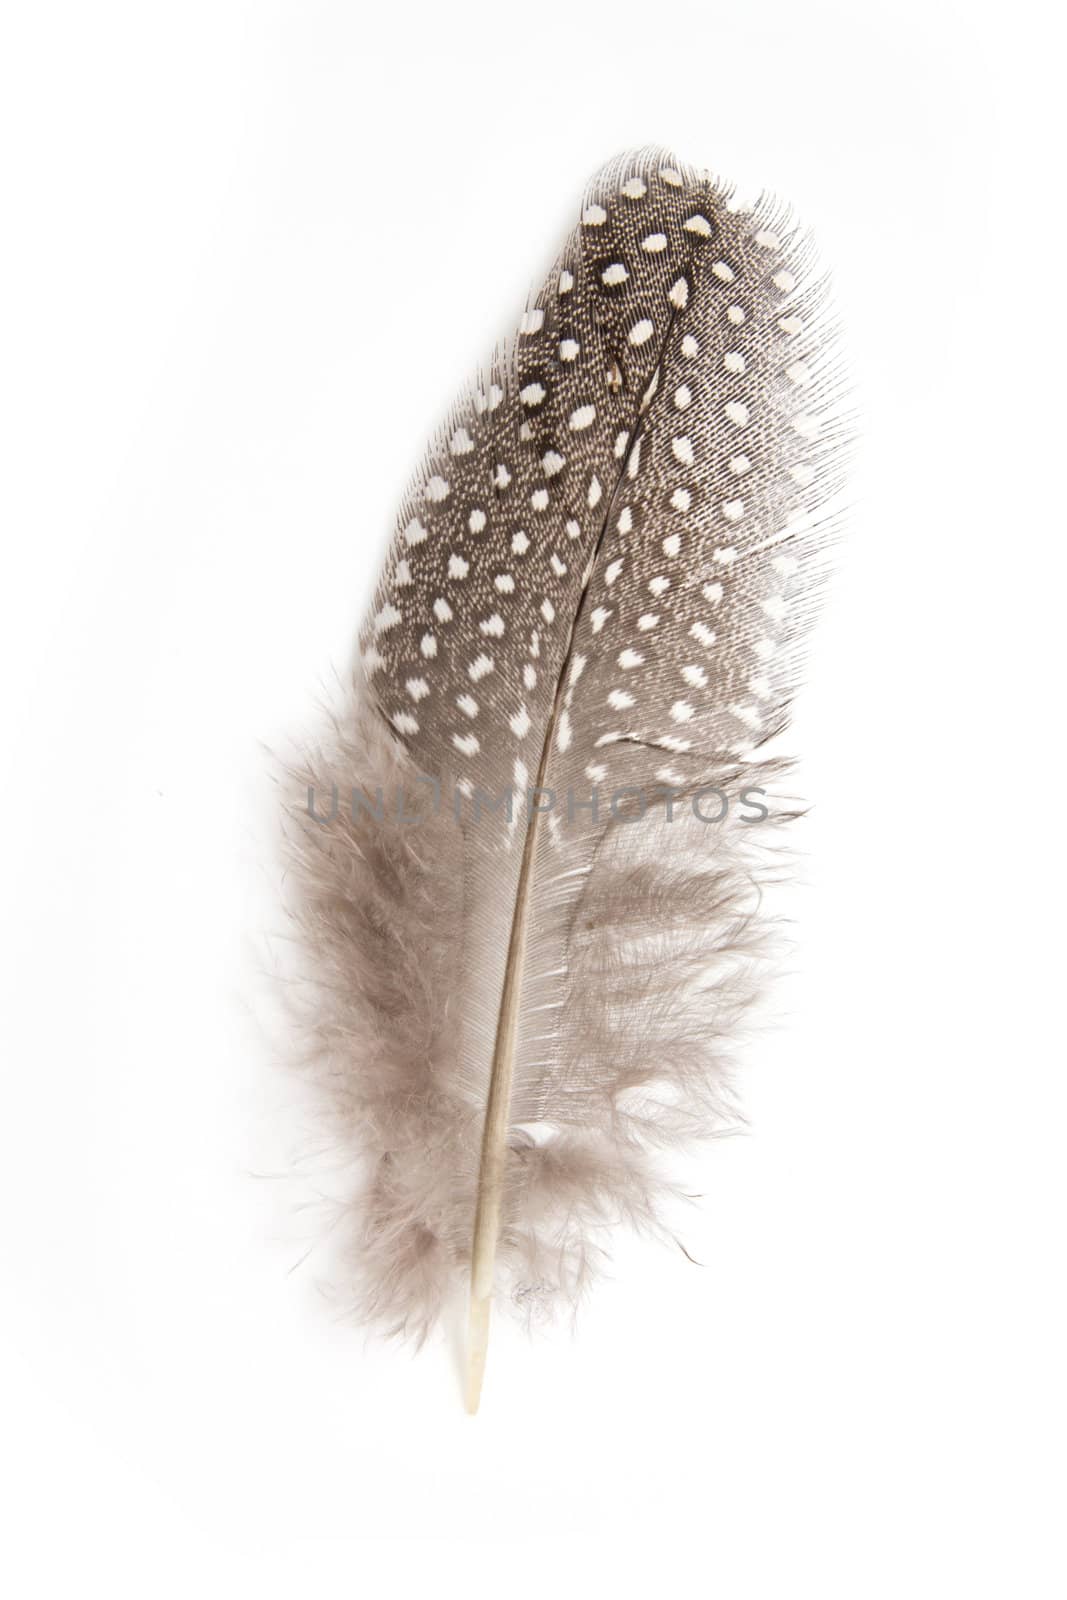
2,1,1063,1592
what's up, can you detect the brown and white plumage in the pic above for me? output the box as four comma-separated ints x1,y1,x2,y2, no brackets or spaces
286,147,846,1409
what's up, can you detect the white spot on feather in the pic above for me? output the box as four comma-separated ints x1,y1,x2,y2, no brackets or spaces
731,703,763,730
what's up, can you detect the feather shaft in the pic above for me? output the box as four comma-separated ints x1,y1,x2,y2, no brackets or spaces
465,376,655,1408
465,591,575,1410
466,808,537,1411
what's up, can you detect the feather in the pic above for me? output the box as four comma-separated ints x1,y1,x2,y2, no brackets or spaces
285,147,847,1410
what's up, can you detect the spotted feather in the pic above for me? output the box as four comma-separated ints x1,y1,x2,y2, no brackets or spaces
288,147,848,1410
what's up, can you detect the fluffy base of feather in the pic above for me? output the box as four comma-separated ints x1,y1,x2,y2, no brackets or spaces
282,684,794,1343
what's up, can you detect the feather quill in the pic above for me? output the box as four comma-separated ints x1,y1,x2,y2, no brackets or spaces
286,148,846,1409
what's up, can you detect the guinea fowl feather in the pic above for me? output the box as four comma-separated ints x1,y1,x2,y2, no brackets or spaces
285,147,847,1409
